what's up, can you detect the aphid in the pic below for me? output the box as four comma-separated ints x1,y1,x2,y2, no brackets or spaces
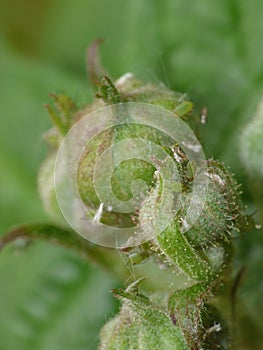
170,313,177,326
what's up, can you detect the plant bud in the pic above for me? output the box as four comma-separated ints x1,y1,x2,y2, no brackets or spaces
99,287,189,350
39,74,195,230
184,159,242,247
139,159,242,282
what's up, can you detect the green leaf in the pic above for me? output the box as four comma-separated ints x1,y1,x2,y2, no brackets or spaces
0,224,129,281
0,242,118,350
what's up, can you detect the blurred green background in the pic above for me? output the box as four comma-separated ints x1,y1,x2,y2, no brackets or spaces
0,1,263,349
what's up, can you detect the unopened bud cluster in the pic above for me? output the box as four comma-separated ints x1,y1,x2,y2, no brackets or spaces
39,73,243,349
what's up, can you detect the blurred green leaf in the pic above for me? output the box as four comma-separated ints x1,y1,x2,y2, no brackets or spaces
0,242,118,350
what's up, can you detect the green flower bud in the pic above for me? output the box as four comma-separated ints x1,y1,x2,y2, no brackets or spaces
77,74,196,229
139,159,242,282
184,159,242,248
39,74,195,230
99,285,189,350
